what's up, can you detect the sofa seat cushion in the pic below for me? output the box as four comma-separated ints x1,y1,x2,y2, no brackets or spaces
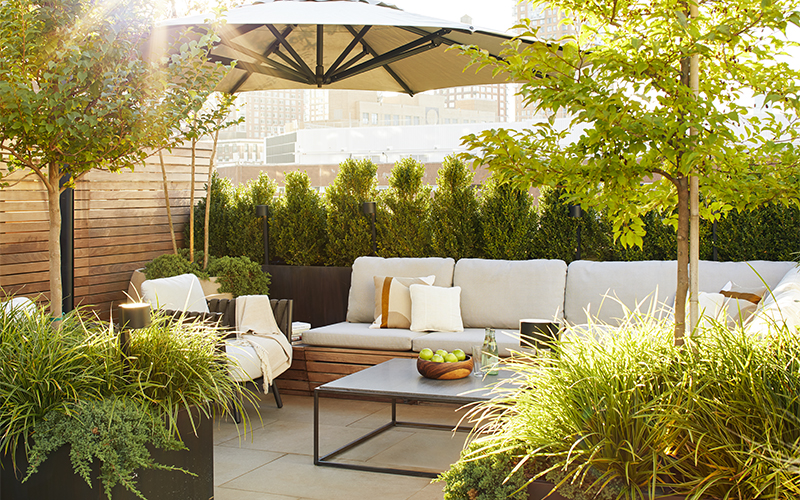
412,329,534,358
454,258,567,329
347,257,456,323
303,322,426,351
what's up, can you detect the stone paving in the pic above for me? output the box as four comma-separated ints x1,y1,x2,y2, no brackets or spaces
213,392,474,500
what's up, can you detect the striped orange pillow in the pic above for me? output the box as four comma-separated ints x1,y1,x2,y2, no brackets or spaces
370,275,435,329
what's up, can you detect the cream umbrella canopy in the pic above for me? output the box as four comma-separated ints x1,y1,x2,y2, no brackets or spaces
150,0,542,95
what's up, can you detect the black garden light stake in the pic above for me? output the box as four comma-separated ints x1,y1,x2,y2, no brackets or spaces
569,204,582,261
256,204,270,267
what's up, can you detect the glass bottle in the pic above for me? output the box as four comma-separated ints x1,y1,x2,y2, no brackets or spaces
481,328,499,376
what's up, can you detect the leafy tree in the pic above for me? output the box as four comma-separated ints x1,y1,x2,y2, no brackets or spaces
377,158,432,258
0,0,227,319
429,155,482,260
479,177,538,260
325,158,378,266
461,0,800,342
271,170,327,266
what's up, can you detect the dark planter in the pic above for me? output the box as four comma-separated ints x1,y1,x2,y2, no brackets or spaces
1,408,213,500
266,264,352,328
527,481,686,500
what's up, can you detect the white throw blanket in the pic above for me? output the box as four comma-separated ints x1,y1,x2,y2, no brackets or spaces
235,295,293,392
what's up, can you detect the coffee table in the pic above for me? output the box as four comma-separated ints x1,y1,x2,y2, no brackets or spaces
313,358,512,478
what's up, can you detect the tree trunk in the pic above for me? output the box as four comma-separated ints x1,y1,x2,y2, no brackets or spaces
159,150,178,255
674,176,690,345
203,128,221,270
46,163,62,321
189,138,196,262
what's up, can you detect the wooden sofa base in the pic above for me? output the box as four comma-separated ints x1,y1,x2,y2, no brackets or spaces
275,345,419,396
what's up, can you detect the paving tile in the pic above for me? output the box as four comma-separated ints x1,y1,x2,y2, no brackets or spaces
222,452,433,500
214,446,286,485
407,481,447,500
344,428,468,472
214,486,300,500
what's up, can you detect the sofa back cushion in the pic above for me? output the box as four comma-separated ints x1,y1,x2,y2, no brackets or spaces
747,265,800,335
565,260,677,325
346,257,456,323
454,258,567,329
565,260,795,326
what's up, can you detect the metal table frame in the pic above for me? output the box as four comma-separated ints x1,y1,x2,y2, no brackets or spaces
313,358,509,478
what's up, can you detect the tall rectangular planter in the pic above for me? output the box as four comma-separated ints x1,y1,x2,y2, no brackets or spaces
1,408,213,500
265,264,352,328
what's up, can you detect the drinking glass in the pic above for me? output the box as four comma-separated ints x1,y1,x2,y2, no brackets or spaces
471,345,483,376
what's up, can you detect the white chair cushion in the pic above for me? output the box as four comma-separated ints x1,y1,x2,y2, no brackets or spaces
346,257,455,323
409,284,463,333
140,273,209,313
454,258,567,328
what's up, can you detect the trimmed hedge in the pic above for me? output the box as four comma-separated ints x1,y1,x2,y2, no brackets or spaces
191,158,800,266
324,158,379,267
377,157,432,258
270,170,327,266
428,155,482,260
479,178,538,260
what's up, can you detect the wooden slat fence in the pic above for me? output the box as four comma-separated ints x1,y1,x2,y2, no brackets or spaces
0,143,211,319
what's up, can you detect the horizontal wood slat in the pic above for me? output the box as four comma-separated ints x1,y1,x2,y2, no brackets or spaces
0,144,211,317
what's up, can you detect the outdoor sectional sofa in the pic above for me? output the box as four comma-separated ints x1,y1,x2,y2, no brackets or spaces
302,256,800,355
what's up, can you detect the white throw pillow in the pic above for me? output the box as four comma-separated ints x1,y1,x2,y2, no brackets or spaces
409,284,463,333
140,273,209,313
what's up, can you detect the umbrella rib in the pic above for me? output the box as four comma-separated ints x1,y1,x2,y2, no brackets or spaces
338,25,416,95
323,25,372,83
219,39,310,82
266,25,315,80
208,55,310,84
330,29,454,93
400,26,505,60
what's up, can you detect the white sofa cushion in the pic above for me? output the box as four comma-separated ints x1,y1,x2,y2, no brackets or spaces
412,329,533,357
747,266,800,335
454,258,567,329
346,257,455,323
698,260,794,296
140,273,209,313
565,260,677,326
303,321,427,351
409,285,464,332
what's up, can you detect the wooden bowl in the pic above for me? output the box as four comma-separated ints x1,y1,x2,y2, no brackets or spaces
416,355,473,380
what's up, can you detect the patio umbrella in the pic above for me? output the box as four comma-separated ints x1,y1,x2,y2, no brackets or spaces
150,0,541,95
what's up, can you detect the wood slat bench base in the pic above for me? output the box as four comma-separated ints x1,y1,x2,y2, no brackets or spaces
275,345,419,397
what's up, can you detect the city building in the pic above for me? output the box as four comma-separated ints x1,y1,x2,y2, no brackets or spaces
302,90,498,130
216,89,305,165
513,1,575,120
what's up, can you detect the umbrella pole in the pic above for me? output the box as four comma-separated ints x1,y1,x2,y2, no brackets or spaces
316,25,324,87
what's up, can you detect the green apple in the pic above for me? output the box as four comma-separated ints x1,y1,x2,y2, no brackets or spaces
419,348,434,361
435,349,448,357
453,349,466,361
444,352,458,363
431,354,445,363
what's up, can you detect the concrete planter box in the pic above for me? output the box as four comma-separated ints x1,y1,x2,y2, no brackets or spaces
265,264,352,328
